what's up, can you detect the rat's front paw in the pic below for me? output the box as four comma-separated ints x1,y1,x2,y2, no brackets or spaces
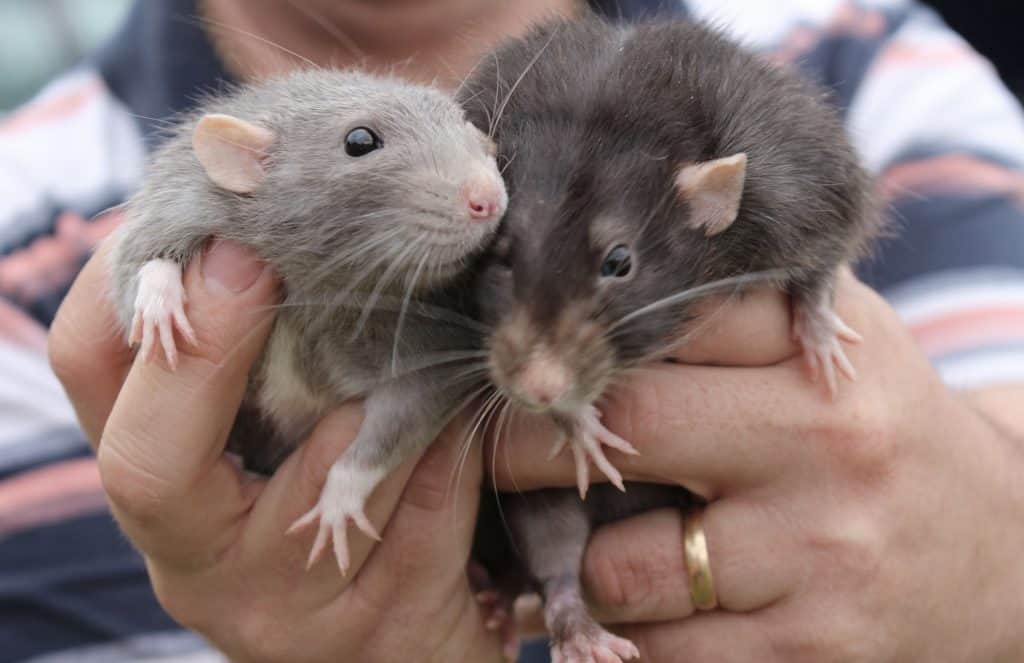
793,303,862,400
287,462,384,574
129,259,196,369
550,405,638,499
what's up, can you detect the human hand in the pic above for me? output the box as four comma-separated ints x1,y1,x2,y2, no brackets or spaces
492,271,1024,662
49,239,503,663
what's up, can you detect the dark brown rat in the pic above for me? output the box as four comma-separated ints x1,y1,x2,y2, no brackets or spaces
109,68,507,573
460,17,880,662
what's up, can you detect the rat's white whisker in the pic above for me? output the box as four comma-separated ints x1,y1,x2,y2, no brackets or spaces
449,388,502,508
349,243,419,340
387,355,490,382
610,269,788,331
489,25,559,138
281,0,366,58
184,13,319,69
391,250,431,376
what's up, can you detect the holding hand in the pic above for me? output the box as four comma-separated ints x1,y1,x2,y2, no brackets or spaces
493,271,1024,662
49,239,505,663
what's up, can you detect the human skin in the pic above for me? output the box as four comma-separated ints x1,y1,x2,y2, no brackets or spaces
199,0,584,87
48,0,1024,660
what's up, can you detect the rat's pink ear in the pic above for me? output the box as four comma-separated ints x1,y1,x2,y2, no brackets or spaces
192,114,276,194
675,153,747,236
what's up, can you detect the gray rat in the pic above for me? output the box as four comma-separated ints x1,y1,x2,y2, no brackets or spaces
461,17,880,662
109,68,507,572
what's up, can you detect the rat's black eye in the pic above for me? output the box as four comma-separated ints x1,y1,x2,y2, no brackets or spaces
600,245,632,278
344,127,382,156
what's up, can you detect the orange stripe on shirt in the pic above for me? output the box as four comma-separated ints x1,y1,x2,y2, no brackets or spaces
0,457,100,511
871,41,978,74
768,1,886,66
0,208,123,305
0,457,106,539
0,297,47,352
879,154,1024,206
908,305,1024,357
0,78,103,135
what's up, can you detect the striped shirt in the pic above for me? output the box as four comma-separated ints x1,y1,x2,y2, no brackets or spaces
2,0,1023,660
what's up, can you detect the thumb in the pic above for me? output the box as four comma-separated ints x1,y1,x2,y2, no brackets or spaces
99,240,278,561
361,411,485,599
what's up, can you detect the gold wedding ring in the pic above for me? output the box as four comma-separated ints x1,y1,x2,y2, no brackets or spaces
683,511,718,611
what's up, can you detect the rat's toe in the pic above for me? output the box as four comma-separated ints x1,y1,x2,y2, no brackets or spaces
551,628,640,663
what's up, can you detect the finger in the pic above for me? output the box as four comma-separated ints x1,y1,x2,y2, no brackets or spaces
98,240,277,563
240,404,375,606
248,406,483,609
48,238,134,447
358,410,487,603
622,612,778,663
490,360,816,494
583,504,795,625
674,286,798,366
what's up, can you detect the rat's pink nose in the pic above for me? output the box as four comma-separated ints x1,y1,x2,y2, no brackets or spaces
462,178,506,221
516,354,571,410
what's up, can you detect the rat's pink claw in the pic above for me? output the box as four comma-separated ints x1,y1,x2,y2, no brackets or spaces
555,406,635,499
571,442,590,499
581,406,639,456
550,631,640,663
550,622,639,663
287,461,382,575
793,305,860,400
131,259,195,370
547,430,569,461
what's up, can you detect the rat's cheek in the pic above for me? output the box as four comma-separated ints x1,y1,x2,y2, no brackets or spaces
672,287,796,367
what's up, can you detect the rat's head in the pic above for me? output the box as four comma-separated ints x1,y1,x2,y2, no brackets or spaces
482,120,749,416
191,70,506,290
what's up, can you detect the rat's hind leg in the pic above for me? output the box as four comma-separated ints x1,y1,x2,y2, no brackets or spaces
289,374,461,574
550,406,639,500
130,259,197,369
791,274,862,399
510,490,640,663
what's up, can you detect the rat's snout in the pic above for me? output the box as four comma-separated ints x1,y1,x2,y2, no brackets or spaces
515,348,574,410
490,305,617,416
460,171,507,222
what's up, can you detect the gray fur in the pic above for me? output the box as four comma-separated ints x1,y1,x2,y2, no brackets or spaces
110,68,501,473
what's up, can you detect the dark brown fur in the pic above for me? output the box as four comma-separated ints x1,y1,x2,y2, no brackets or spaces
462,16,880,659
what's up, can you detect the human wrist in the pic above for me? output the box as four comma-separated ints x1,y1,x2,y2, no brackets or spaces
945,401,1024,663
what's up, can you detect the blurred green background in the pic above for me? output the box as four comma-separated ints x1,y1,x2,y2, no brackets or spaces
0,0,132,111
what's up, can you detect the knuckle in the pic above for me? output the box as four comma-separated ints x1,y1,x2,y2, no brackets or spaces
776,610,878,663
583,526,673,615
149,574,205,632
231,609,293,663
805,514,884,591
813,391,897,487
615,376,664,448
97,435,176,527
47,319,88,388
584,546,634,609
400,449,452,514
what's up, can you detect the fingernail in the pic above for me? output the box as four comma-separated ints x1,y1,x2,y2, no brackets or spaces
202,240,266,295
